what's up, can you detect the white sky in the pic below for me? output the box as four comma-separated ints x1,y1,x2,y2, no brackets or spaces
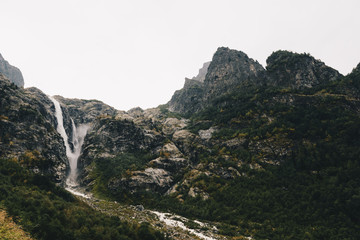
1,0,360,110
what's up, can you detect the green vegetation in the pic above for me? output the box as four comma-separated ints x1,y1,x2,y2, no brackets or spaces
0,158,166,240
98,75,360,239
0,209,33,240
158,104,182,119
90,152,156,198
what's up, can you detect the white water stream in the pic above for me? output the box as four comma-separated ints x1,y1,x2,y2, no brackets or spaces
151,211,217,240
49,96,89,188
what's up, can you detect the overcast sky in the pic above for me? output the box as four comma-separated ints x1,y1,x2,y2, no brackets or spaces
1,0,359,110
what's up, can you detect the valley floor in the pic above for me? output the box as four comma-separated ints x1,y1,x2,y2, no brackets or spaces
67,188,236,240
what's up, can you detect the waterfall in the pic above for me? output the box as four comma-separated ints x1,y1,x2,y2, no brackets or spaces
49,96,89,187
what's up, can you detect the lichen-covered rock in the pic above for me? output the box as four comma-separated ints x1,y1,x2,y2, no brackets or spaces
168,78,204,113
54,95,118,124
203,47,266,103
161,118,188,136
168,47,266,114
198,127,216,140
109,168,173,193
266,50,342,89
0,74,67,182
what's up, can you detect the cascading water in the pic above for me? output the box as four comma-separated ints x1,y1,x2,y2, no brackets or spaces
49,96,89,188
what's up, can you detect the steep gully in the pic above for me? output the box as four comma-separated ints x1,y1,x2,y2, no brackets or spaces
49,96,221,240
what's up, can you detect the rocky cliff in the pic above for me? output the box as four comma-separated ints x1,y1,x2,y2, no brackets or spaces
203,47,266,102
266,50,342,89
168,47,344,115
0,74,67,182
0,54,24,87
1,47,359,239
192,61,211,82
54,96,118,124
168,47,267,114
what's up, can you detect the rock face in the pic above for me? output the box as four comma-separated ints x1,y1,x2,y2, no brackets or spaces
2,46,358,208
0,53,24,87
168,78,204,113
54,96,118,124
0,74,67,182
192,61,211,82
109,168,173,193
78,115,165,187
266,50,342,89
82,117,163,158
168,47,344,115
203,47,266,103
168,47,266,114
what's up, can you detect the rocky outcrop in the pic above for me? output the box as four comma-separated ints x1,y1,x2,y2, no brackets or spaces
168,48,346,115
86,117,163,153
168,47,266,114
78,116,165,186
0,74,67,182
168,78,204,113
266,50,342,89
203,47,266,103
192,61,211,82
54,96,118,124
0,54,24,87
109,168,173,193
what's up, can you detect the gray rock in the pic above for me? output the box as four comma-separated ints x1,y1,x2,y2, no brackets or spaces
198,127,216,140
0,54,24,87
0,75,68,183
168,47,266,114
135,205,144,211
266,50,342,89
192,61,211,82
110,168,173,193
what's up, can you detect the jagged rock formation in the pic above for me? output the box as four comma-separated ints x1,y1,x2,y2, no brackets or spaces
1,47,360,239
0,54,24,87
169,47,343,115
192,61,211,82
266,50,342,89
54,96,118,124
78,108,195,193
203,47,266,103
0,74,67,182
168,78,204,113
169,47,266,114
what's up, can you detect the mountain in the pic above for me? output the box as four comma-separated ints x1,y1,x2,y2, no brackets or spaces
0,47,359,239
266,50,342,89
168,47,266,114
0,73,67,182
0,74,165,240
0,53,24,87
168,47,343,115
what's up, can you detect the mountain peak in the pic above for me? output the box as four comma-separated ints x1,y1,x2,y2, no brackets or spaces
203,47,265,101
0,53,24,87
266,50,342,89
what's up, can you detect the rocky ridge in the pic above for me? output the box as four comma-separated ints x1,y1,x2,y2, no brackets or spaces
0,53,24,87
266,50,342,89
168,47,343,115
1,47,359,239
0,74,67,182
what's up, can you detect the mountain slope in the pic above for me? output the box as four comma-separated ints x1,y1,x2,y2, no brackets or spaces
0,74,68,182
1,47,359,239
86,48,360,239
